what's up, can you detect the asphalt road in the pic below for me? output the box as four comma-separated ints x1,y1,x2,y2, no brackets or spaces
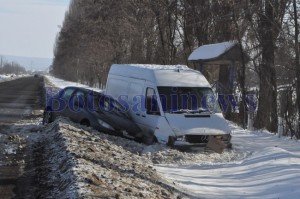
0,76,43,198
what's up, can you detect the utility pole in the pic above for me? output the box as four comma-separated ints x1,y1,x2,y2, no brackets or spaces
0,56,3,74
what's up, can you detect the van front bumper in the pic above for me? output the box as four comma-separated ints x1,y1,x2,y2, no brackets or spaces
168,134,232,148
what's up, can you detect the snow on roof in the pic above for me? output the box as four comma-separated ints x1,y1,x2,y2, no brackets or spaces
188,41,237,61
111,64,190,71
109,64,211,87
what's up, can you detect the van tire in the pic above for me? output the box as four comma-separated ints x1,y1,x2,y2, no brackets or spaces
80,119,90,127
143,135,156,145
167,136,176,147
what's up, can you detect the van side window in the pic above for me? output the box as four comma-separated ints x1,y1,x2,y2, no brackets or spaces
146,88,160,115
62,88,76,100
72,90,86,107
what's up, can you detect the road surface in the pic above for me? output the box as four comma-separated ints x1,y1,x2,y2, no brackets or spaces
0,76,43,198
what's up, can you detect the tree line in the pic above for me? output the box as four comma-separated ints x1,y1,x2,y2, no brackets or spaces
51,0,300,137
0,56,26,75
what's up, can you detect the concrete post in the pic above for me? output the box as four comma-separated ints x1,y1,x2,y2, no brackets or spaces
247,112,254,131
278,117,284,138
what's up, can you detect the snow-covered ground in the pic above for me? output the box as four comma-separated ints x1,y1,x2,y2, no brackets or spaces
0,74,28,82
0,74,13,82
35,118,186,198
45,75,102,92
44,75,300,199
156,124,300,199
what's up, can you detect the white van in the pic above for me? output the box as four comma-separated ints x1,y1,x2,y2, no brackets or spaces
105,64,231,147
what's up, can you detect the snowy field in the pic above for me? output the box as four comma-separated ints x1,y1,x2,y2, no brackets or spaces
44,75,300,199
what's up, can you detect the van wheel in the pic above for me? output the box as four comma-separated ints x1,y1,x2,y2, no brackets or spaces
43,108,53,125
80,119,90,127
143,135,157,145
167,136,176,147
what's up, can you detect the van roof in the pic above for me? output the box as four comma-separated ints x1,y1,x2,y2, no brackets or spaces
109,64,211,87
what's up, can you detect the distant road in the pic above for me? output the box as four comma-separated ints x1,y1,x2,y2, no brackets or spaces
0,76,43,198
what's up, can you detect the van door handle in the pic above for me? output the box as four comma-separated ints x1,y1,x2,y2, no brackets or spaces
142,115,146,118
136,113,140,116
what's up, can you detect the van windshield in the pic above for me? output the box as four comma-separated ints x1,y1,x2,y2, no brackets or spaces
157,87,221,113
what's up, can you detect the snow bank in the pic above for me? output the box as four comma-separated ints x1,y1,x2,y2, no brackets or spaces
0,74,13,81
0,74,28,82
45,75,102,92
36,118,187,198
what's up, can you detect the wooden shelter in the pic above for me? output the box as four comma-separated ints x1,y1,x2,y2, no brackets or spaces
188,41,249,93
189,41,250,125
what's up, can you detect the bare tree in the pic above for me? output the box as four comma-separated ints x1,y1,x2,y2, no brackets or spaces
0,62,26,75
253,0,289,132
51,0,299,137
292,0,300,137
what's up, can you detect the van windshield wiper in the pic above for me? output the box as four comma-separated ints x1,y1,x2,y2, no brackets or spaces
170,109,188,114
197,108,213,113
170,108,212,114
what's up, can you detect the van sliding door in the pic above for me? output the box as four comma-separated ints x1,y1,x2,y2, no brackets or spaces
128,81,145,129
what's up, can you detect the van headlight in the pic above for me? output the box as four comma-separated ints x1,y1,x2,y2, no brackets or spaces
176,135,186,141
222,134,231,141
97,119,114,130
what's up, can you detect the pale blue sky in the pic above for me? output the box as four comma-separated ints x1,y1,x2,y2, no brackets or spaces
0,0,70,58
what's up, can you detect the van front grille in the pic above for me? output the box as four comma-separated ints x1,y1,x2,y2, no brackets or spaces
185,134,231,144
185,135,209,143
